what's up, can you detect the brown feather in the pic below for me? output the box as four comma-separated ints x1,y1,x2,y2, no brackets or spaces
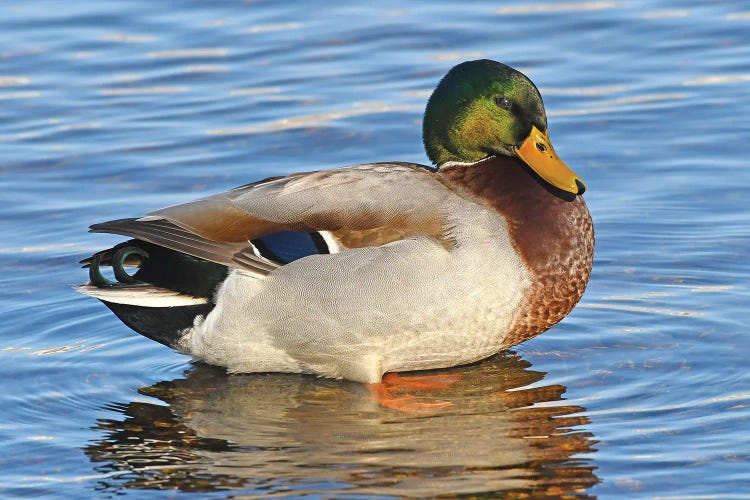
90,218,276,275
331,220,446,249
440,156,594,346
149,198,290,243
92,163,452,271
147,164,449,251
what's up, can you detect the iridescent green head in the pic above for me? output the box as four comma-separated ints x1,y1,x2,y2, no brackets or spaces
423,59,585,195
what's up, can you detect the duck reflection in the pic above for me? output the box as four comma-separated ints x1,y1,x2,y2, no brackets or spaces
85,352,598,497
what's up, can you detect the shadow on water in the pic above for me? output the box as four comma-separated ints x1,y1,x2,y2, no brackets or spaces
84,352,598,497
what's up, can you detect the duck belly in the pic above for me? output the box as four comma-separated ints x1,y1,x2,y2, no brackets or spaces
178,226,532,383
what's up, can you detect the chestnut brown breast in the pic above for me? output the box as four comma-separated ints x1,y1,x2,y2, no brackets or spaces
439,156,594,347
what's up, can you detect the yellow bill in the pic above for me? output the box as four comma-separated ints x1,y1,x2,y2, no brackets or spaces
515,125,586,195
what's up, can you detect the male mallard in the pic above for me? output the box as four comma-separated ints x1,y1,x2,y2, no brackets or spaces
78,59,594,385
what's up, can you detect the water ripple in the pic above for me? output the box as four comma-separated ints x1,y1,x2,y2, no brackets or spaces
1,0,749,497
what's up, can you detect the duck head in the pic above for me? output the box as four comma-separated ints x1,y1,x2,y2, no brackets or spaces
423,59,586,195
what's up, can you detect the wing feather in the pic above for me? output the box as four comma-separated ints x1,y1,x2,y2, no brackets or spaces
90,162,452,271
147,163,448,241
90,218,276,274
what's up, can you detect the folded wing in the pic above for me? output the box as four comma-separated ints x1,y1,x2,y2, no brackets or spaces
90,163,452,274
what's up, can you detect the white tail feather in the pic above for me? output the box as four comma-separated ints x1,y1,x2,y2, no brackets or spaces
75,284,208,307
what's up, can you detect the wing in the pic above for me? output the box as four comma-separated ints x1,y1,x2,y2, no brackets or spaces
89,217,277,275
90,162,453,273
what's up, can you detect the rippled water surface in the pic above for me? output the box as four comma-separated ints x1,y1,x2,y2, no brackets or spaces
2,1,749,498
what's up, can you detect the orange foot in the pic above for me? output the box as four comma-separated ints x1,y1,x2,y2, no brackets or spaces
367,372,463,415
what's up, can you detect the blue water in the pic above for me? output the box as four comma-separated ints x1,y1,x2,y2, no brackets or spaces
1,1,749,498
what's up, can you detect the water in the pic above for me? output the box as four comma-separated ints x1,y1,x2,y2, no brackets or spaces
1,0,748,497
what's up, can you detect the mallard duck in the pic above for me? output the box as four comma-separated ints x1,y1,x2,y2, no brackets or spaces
78,59,594,386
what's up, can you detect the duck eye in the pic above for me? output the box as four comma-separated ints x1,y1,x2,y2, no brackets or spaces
494,95,512,109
